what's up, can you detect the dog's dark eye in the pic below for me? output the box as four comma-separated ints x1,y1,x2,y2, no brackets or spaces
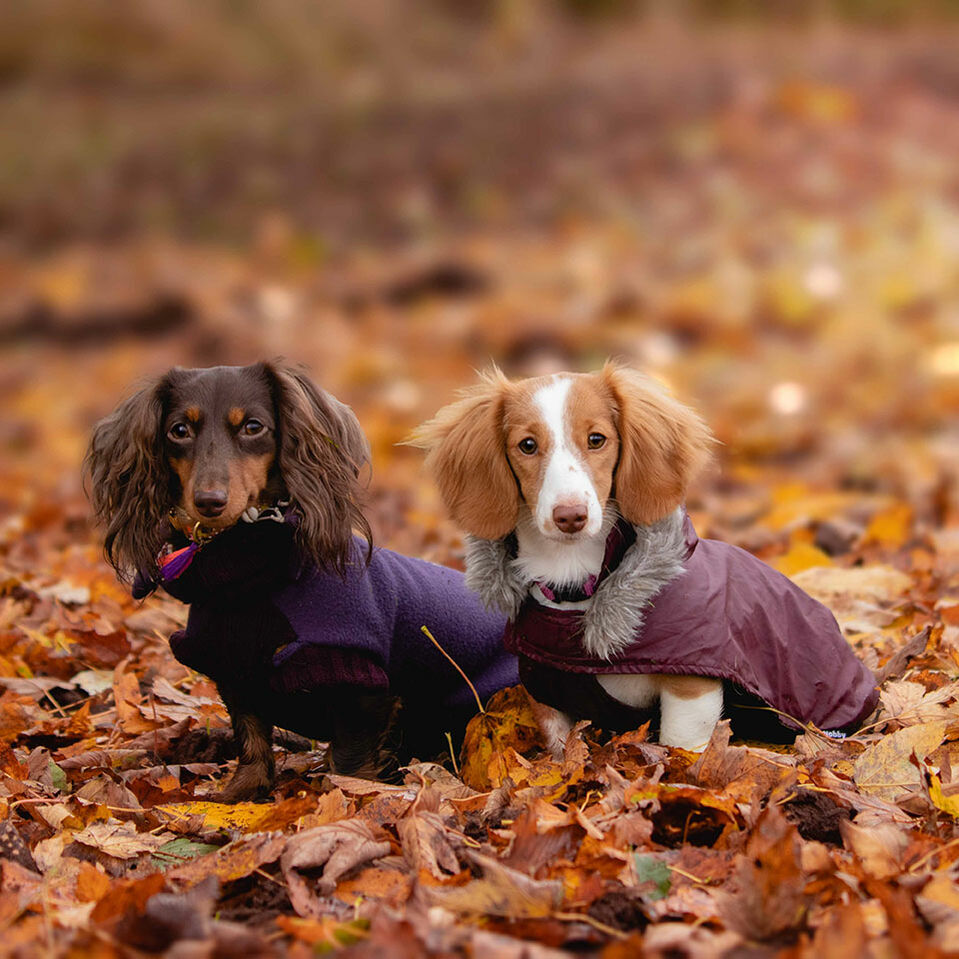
168,423,191,441
518,437,538,455
587,433,606,449
242,419,265,436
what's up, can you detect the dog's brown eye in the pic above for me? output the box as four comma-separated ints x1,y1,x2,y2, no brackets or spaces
168,423,191,441
587,433,606,449
242,419,265,436
518,437,538,455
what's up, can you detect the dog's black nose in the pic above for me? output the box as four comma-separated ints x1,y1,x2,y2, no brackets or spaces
553,504,587,534
194,489,228,517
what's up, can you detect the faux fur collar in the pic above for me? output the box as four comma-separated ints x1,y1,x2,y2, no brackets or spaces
464,507,689,661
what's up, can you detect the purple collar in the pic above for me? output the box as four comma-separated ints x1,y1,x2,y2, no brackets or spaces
536,576,597,603
159,502,294,585
535,520,637,603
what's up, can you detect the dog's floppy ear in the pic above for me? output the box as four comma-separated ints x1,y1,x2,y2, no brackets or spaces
408,369,519,540
84,374,172,583
602,363,714,525
263,361,372,573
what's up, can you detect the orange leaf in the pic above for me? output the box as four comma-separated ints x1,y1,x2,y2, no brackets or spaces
334,866,414,907
75,861,112,904
863,502,913,549
459,686,543,790
90,873,166,923
772,540,833,577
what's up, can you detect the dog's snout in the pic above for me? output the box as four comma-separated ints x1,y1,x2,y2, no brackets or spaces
194,488,229,517
552,504,587,534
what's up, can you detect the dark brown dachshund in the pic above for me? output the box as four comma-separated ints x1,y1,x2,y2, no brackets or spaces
87,362,370,585
85,362,514,801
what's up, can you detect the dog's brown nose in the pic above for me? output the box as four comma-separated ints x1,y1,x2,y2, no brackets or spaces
553,504,587,534
194,489,228,517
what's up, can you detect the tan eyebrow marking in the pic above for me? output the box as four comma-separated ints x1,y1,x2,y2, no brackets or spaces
228,407,245,428
185,407,201,423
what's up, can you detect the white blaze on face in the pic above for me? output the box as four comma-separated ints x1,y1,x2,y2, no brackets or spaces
532,376,604,538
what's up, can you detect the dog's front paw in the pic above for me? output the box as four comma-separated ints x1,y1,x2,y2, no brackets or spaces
329,745,399,784
215,763,275,804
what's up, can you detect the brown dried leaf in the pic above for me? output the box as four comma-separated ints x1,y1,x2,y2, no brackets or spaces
281,821,391,916
75,775,142,812
72,821,171,860
879,681,958,727
809,904,869,959
840,819,909,880
916,873,959,928
112,658,157,736
167,831,287,887
426,852,562,918
334,865,413,907
632,924,742,959
852,720,948,800
717,805,808,940
792,564,912,632
876,627,933,683
398,810,460,879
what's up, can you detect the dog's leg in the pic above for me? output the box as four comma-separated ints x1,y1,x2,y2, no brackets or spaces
531,699,575,760
217,690,276,803
658,676,723,752
328,690,400,782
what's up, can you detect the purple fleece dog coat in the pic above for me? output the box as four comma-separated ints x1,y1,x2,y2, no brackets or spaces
467,510,878,740
137,519,516,712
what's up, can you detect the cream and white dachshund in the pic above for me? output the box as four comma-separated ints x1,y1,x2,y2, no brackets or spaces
412,363,723,755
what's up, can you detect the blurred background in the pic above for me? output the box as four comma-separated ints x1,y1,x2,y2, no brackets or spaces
4,0,959,570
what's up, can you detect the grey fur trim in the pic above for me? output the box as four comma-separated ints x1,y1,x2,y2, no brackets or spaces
464,508,688,656
464,535,528,618
581,507,688,660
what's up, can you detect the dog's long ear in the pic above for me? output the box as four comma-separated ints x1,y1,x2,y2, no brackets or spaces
84,376,171,583
602,363,714,525
408,370,519,540
264,361,372,573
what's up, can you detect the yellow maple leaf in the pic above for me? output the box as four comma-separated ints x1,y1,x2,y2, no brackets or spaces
929,772,959,818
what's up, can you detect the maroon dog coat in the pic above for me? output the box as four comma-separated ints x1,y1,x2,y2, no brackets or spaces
467,510,878,740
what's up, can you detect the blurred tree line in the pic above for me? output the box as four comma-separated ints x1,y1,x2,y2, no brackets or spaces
3,0,959,253
3,0,959,91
